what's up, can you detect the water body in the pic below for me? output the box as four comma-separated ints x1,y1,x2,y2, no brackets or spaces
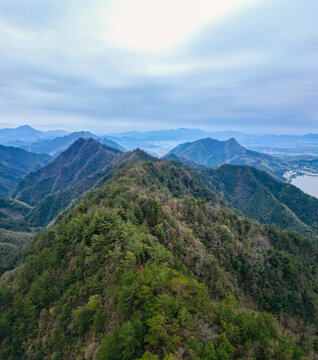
291,175,318,198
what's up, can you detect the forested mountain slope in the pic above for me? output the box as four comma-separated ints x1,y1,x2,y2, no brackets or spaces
13,138,122,206
0,145,155,267
193,164,318,239
0,198,31,230
0,145,51,198
1,161,318,359
0,199,35,269
23,147,154,227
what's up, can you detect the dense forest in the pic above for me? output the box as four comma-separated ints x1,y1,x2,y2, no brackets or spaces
192,164,318,239
0,198,35,266
1,161,318,359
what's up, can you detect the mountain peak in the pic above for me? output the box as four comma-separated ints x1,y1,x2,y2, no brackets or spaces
167,136,286,179
13,137,121,206
17,125,34,130
226,137,240,145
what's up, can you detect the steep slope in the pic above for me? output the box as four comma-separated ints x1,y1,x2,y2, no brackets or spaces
99,137,126,153
194,164,318,239
14,138,122,206
25,148,156,227
0,145,51,197
0,227,34,266
24,131,126,157
1,148,153,267
1,161,317,359
167,137,290,179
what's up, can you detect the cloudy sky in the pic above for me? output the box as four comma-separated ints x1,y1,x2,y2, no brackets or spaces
0,0,317,134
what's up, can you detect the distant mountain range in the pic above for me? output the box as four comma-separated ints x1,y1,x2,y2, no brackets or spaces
23,131,126,157
3,125,318,157
165,137,294,180
4,136,317,241
108,128,318,156
0,125,68,145
0,145,51,197
1,125,318,243
110,128,318,145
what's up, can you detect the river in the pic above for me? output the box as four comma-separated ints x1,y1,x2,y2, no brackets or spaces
291,175,318,198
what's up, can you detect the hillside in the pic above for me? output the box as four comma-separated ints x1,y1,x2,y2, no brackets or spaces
0,145,51,197
0,198,35,267
167,137,291,180
1,160,318,359
23,131,126,157
0,198,31,230
14,138,122,206
1,140,133,267
193,164,318,239
0,145,156,264
162,153,204,168
25,148,155,227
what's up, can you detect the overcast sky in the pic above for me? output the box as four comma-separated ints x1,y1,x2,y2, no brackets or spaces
0,0,317,134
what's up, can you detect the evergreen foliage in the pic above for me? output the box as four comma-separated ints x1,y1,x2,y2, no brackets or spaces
1,161,318,359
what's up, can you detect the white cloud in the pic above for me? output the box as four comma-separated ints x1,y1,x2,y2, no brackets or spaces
0,0,318,133
98,0,257,53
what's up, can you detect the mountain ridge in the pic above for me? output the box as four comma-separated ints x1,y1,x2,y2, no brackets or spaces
193,164,318,239
1,159,318,358
23,131,126,157
14,138,122,206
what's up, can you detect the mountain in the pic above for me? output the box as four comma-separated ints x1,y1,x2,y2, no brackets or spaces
23,131,96,156
0,144,151,266
11,135,318,239
1,160,318,359
0,125,43,144
166,137,293,180
0,125,68,145
14,138,122,206
105,128,318,157
25,148,155,227
193,164,318,239
207,132,318,157
13,139,149,227
104,128,212,156
24,131,126,157
0,145,52,198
